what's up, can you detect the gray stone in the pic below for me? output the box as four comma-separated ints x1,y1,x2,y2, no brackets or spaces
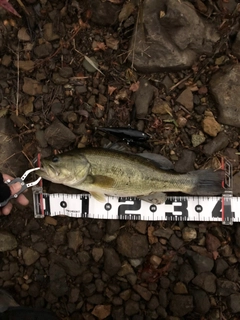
169,294,194,317
104,248,121,276
34,43,53,58
203,132,229,156
117,232,148,258
22,247,40,266
174,150,196,173
134,78,154,119
128,0,219,72
178,263,195,284
192,272,216,293
191,289,210,314
0,231,17,252
217,279,239,296
210,64,240,127
176,88,193,111
227,293,240,313
44,119,76,149
186,250,214,273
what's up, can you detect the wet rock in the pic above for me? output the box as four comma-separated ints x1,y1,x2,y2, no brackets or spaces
150,242,164,257
210,64,240,127
18,27,31,41
217,279,239,296
124,299,140,316
104,248,121,276
203,131,229,156
44,216,57,226
34,43,53,58
50,277,68,297
53,227,67,246
176,88,193,111
206,233,221,252
192,272,216,293
88,223,104,240
90,0,121,26
59,67,73,78
92,305,111,319
0,231,17,252
117,232,148,258
52,73,68,85
92,247,103,262
23,77,43,95
232,31,240,59
174,149,196,173
134,79,154,119
147,295,159,310
134,221,147,235
44,119,76,148
49,264,66,281
214,258,229,276
32,242,47,254
227,293,240,313
133,284,152,301
173,282,188,294
191,289,210,314
202,111,222,137
169,294,194,317
169,233,183,250
22,247,40,266
157,306,167,318
106,221,120,235
178,263,195,284
186,250,214,273
78,251,90,265
50,253,82,277
129,0,219,71
67,230,83,252
153,228,173,239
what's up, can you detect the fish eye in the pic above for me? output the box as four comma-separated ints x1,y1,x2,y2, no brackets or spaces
52,156,59,163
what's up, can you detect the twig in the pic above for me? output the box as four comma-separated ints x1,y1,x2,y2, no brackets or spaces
16,43,20,116
21,151,34,168
169,73,192,92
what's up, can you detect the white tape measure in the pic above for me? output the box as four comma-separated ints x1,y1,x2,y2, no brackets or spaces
32,159,235,224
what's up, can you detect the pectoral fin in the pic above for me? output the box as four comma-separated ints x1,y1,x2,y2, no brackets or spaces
90,192,106,202
139,192,167,204
92,175,115,188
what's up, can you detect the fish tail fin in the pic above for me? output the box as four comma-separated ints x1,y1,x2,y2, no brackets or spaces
188,169,224,196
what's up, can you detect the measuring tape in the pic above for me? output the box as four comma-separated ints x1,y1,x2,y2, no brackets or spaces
32,159,236,224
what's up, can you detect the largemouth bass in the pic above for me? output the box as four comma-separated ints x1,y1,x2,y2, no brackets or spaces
37,148,224,203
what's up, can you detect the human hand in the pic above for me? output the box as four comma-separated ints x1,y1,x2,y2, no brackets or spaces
0,174,29,215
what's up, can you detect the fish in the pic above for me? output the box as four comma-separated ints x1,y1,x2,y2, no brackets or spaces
37,148,224,204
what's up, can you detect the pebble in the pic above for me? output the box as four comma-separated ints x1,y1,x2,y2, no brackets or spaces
59,67,73,78
174,149,196,173
50,277,68,297
153,228,173,239
44,119,76,149
169,295,194,317
22,247,40,266
152,98,172,115
50,253,82,277
178,263,195,284
217,279,239,296
169,233,183,250
23,77,43,95
203,131,229,156
192,272,216,293
186,250,214,273
117,232,148,258
124,299,140,316
82,56,99,73
43,23,60,41
173,282,188,294
44,216,58,226
67,230,83,252
133,284,152,301
134,78,154,119
233,172,240,196
227,293,240,313
52,72,69,85
205,233,221,252
134,221,147,234
214,258,229,276
191,288,210,314
92,305,111,319
191,133,206,147
104,248,121,276
224,148,239,168
14,60,34,72
34,43,53,58
182,227,197,241
202,112,222,137
176,88,193,111
0,231,17,252
17,27,31,41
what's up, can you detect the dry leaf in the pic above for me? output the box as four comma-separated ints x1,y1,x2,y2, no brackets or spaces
118,2,135,23
148,226,158,244
129,81,140,92
0,0,21,17
108,85,117,96
92,41,107,51
96,103,105,110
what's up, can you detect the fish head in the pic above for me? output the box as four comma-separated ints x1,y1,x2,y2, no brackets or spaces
37,152,91,186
